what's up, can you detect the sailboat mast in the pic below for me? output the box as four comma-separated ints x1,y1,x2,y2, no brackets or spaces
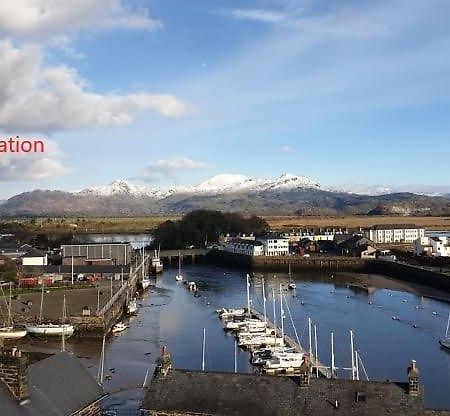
272,287,277,339
246,274,251,316
202,328,206,371
39,282,44,323
350,330,355,380
61,295,66,352
446,313,450,338
308,317,312,358
7,282,12,327
331,331,335,378
234,338,237,373
279,284,284,344
314,324,318,378
262,278,267,324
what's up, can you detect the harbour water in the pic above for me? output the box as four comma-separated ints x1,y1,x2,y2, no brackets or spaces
28,264,450,411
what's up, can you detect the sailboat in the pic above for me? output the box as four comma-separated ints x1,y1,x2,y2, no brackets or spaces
0,282,27,339
439,313,450,350
151,246,163,274
26,285,74,337
127,296,138,315
140,247,151,290
287,263,296,289
175,253,183,281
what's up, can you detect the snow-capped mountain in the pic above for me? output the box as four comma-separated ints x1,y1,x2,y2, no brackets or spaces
76,179,178,199
75,173,322,198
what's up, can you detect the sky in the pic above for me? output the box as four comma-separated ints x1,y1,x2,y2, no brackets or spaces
0,0,450,199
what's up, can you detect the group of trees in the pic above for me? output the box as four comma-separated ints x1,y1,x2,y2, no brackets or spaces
152,210,269,249
0,257,17,282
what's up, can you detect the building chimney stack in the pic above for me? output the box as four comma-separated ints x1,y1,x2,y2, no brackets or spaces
298,354,312,387
154,346,172,378
0,347,29,402
407,360,420,396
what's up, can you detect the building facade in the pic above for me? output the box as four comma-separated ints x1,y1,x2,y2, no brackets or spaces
61,243,132,266
414,236,450,257
364,224,425,244
21,248,48,266
259,235,290,256
224,239,264,256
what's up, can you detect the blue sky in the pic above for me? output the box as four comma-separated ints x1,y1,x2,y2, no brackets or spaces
0,0,450,198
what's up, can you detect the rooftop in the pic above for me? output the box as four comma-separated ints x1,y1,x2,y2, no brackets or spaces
368,224,422,230
142,368,426,416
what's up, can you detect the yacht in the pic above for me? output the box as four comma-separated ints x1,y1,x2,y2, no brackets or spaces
439,313,450,350
112,322,127,333
224,319,266,331
175,254,183,281
217,308,246,320
26,289,74,337
151,248,163,274
238,334,284,348
127,297,138,315
0,282,27,339
263,353,305,370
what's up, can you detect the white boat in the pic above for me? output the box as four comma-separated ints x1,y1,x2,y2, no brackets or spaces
25,285,74,337
141,277,151,290
225,319,266,331
151,248,163,274
26,323,74,337
439,313,450,350
238,334,284,348
253,350,300,366
175,253,183,281
263,353,305,370
288,283,296,290
217,308,246,319
0,282,27,339
112,322,127,333
127,297,138,315
0,326,27,339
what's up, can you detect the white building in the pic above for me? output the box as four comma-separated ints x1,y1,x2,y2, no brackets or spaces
21,248,48,266
258,236,290,256
414,236,450,257
224,239,264,256
364,224,425,244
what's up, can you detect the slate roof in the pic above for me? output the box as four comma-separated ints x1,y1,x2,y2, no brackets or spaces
22,248,46,258
1,352,104,416
229,239,263,246
369,224,420,230
142,369,428,416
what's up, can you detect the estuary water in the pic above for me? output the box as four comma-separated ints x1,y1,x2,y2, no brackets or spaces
68,264,450,411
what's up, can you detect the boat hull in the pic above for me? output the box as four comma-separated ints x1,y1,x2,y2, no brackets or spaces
26,324,74,337
0,328,27,339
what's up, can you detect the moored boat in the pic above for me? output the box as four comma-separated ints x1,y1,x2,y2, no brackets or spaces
0,326,27,339
112,322,127,333
127,297,138,315
439,313,450,351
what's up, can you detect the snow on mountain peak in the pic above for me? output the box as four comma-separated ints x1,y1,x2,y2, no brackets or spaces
76,173,322,198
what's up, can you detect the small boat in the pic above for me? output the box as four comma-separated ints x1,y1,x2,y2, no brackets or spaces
26,323,74,337
439,313,450,350
263,353,305,370
151,247,164,274
217,308,246,319
175,253,183,281
112,322,127,333
26,287,74,337
0,282,27,339
127,297,138,315
0,326,27,340
188,281,197,291
141,276,151,290
288,283,296,290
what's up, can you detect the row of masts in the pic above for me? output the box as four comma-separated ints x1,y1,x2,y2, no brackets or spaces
217,273,368,381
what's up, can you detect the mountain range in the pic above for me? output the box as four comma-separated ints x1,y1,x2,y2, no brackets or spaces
1,174,449,217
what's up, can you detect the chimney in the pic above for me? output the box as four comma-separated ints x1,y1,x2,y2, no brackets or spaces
298,354,312,387
0,347,29,402
154,346,172,378
407,360,420,396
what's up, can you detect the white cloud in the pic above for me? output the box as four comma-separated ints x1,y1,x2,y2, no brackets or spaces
0,0,162,40
224,8,287,24
140,157,211,182
0,41,194,132
281,145,294,153
0,139,68,181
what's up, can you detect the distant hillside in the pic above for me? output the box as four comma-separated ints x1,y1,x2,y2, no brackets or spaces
1,179,450,217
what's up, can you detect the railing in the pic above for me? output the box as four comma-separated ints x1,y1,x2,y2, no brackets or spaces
97,256,147,317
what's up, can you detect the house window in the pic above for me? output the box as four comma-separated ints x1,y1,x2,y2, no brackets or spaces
355,392,367,403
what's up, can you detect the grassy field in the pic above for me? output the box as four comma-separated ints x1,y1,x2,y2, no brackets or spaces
1,215,449,234
265,216,450,230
